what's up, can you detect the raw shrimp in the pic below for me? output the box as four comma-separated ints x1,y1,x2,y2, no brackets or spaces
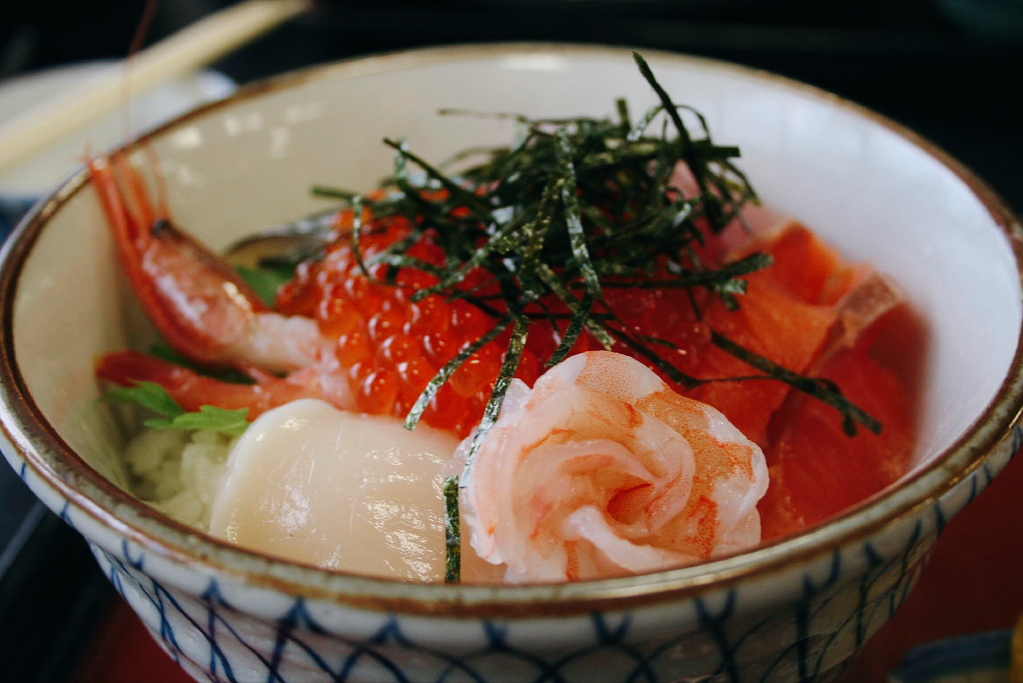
458,350,769,583
90,152,351,413
89,153,333,375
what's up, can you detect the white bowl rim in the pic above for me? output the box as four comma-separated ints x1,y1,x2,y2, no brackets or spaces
1,42,1022,617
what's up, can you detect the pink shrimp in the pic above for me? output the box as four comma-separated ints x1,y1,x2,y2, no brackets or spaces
90,153,350,412
458,350,769,583
89,153,331,374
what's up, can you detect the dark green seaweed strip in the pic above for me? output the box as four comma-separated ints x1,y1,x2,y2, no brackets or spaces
437,108,531,124
521,178,561,269
443,475,461,583
534,263,615,351
412,218,525,303
310,185,358,201
597,252,772,290
461,315,530,481
403,317,513,431
383,138,494,220
302,53,876,448
350,195,369,278
627,103,666,142
547,292,594,367
709,330,881,436
615,97,631,134
632,52,729,232
606,325,702,389
632,54,695,150
554,129,602,300
367,254,446,279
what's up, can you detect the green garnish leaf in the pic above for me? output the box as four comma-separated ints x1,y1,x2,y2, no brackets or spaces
103,381,184,418
103,381,250,437
235,264,295,308
145,405,251,437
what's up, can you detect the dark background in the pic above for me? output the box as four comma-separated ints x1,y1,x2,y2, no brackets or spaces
2,0,1020,209
1,1,1021,680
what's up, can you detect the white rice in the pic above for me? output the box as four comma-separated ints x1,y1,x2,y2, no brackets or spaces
122,427,236,530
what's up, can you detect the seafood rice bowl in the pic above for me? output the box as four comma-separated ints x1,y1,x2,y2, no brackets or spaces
1,44,1020,683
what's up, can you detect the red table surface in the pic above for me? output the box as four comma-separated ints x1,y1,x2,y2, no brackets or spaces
73,453,1023,683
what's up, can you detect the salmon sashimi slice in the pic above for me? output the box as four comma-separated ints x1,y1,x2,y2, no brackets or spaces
689,223,916,539
758,330,915,540
683,222,902,446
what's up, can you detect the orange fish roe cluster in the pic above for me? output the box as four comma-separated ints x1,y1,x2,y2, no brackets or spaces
274,215,710,437
276,217,544,437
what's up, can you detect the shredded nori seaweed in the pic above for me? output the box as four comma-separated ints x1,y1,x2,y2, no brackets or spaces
309,53,880,581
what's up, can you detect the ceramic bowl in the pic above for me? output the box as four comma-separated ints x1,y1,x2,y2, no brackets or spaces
1,44,1021,683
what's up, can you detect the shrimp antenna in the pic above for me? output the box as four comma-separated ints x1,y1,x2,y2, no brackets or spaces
120,0,162,141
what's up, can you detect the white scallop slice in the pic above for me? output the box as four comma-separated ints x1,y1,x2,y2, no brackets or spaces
208,399,459,581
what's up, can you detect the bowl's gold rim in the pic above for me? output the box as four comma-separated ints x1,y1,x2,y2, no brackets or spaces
1,42,1022,618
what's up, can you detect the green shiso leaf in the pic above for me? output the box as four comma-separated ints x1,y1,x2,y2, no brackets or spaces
145,405,251,437
235,264,295,308
103,381,183,418
103,382,250,437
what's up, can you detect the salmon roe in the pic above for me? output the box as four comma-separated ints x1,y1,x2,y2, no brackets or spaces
273,214,719,437
276,219,546,437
